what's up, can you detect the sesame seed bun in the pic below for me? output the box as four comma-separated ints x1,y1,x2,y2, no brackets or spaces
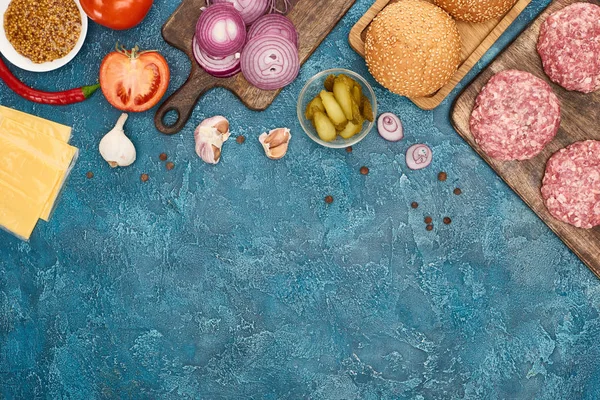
365,0,461,98
433,0,518,22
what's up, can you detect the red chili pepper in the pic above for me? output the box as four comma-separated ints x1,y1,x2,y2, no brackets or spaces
0,56,99,105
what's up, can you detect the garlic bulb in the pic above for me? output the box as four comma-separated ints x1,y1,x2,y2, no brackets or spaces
195,116,230,164
99,114,136,168
259,128,291,160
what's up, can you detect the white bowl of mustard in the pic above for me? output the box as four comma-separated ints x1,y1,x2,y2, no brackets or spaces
0,0,88,72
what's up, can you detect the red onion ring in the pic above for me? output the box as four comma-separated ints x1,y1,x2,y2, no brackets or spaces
196,4,247,58
208,0,269,25
247,14,299,49
377,112,404,142
268,0,292,14
240,35,299,90
406,144,432,170
193,36,241,78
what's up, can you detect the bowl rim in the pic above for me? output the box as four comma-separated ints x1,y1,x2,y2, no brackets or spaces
297,68,377,149
0,0,88,73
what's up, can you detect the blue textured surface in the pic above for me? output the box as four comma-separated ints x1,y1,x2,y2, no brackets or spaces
2,0,600,398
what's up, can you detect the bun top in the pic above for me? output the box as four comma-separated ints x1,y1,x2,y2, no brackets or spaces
433,0,518,22
365,0,461,98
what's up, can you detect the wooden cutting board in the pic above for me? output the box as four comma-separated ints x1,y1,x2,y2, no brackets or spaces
154,0,356,135
348,0,532,110
452,0,600,278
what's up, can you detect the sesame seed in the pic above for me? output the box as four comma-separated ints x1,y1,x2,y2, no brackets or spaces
364,0,461,97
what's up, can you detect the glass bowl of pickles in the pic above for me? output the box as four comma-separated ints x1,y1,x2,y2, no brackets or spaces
297,68,377,148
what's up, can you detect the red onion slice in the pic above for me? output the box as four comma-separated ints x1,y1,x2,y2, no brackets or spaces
406,144,433,170
196,4,247,58
247,14,299,49
193,36,241,78
209,0,269,25
377,112,404,142
240,35,299,90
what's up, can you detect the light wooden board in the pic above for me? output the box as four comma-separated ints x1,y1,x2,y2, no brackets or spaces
155,0,356,135
452,0,600,278
349,0,532,110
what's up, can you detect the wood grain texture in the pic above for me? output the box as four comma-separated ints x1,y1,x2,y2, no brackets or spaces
154,0,356,135
452,0,600,278
348,0,532,110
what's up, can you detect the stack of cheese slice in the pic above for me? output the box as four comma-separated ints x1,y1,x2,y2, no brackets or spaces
0,106,78,241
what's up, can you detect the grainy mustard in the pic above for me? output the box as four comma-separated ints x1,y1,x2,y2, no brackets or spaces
4,0,81,63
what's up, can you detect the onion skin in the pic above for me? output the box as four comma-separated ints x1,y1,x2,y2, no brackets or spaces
267,0,292,14
240,35,299,90
196,4,247,58
377,112,404,142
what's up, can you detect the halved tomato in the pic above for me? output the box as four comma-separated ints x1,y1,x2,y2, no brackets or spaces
100,45,170,112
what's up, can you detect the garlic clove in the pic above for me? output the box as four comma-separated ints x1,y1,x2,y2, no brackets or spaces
195,116,231,164
196,140,219,165
267,144,289,160
99,113,136,168
212,145,221,162
259,128,291,160
200,116,229,134
214,119,229,134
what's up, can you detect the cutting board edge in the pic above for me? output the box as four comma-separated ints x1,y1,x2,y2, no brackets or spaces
155,0,358,134
449,0,600,278
161,0,201,55
348,0,533,110
451,108,600,280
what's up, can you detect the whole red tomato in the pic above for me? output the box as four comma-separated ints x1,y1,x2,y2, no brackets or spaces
80,0,153,30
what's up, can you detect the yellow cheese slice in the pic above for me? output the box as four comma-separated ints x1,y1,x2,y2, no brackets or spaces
0,137,65,240
0,106,72,142
0,118,77,221
0,181,43,241
0,134,64,199
0,107,75,221
0,107,77,240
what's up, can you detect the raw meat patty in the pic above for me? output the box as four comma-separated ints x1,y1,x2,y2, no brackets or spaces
469,70,561,161
541,140,600,229
537,3,600,93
